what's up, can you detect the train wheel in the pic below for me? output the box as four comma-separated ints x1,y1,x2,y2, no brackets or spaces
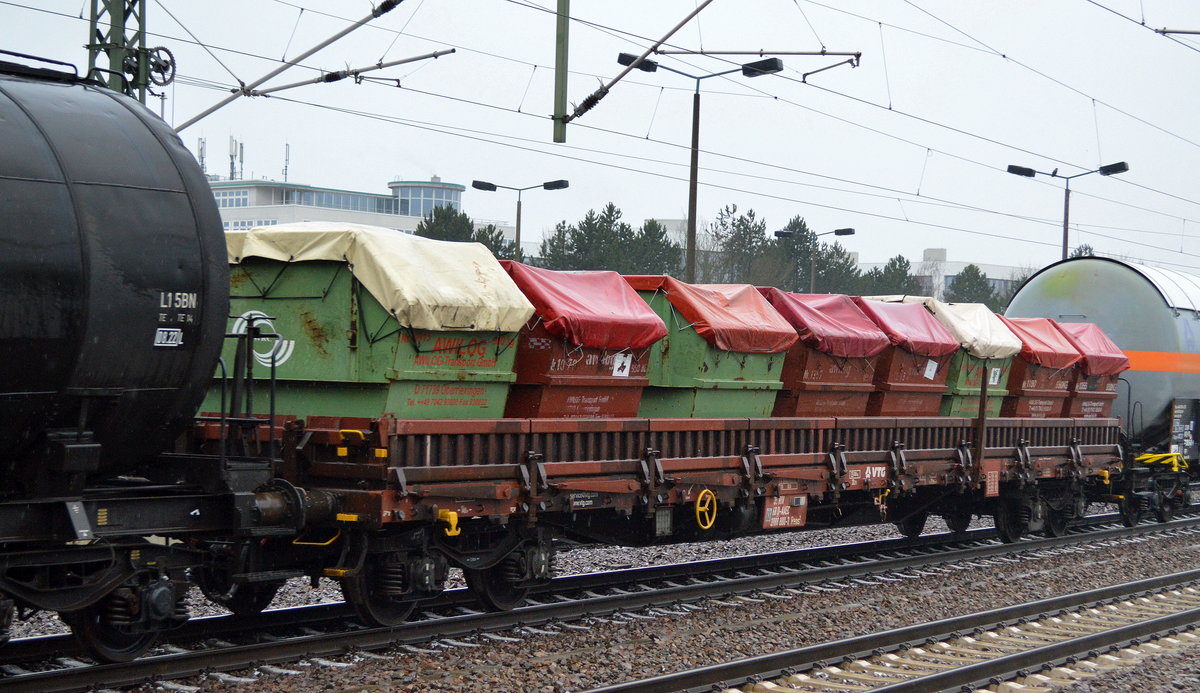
465,564,530,612
895,512,928,539
63,600,158,663
944,509,972,534
340,553,416,627
1119,495,1142,527
1044,508,1069,537
214,582,283,617
197,540,282,617
993,500,1025,543
1156,495,1175,523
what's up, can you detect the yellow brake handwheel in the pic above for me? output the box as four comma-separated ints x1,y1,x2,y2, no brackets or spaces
695,489,717,530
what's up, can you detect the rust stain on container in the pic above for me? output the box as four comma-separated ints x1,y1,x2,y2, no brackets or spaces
300,311,330,357
229,270,251,290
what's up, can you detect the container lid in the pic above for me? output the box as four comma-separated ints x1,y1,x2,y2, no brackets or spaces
759,289,889,358
501,261,667,350
624,276,797,353
227,223,534,332
853,298,959,357
1055,322,1130,376
997,316,1083,370
863,296,1022,360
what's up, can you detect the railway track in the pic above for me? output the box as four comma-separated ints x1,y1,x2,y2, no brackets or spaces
588,570,1200,693
3,515,1197,692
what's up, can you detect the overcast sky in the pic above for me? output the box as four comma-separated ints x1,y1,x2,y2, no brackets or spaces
5,0,1200,273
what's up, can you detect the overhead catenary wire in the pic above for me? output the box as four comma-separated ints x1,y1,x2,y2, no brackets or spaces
499,0,1200,216
10,0,1198,263
266,92,1070,252
1083,0,1200,56
46,0,1189,223
174,0,406,131
265,87,1200,268
152,0,241,85
247,49,454,97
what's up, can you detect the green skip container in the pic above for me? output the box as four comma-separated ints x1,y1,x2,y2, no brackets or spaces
622,276,796,418
208,222,534,420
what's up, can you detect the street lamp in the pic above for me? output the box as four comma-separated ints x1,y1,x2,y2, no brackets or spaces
618,52,783,283
1006,161,1128,261
774,227,855,293
471,179,569,256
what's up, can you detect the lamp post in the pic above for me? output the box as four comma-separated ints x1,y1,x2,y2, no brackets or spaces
1006,161,1129,261
471,179,569,257
774,227,855,293
618,53,783,283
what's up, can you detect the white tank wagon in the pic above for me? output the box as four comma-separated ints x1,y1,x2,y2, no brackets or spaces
1006,257,1200,461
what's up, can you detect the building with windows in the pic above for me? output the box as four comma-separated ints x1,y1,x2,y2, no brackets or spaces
210,175,493,233
857,248,1029,301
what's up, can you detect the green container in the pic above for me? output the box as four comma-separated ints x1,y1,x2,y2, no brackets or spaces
940,394,1005,417
940,350,1012,418
634,290,784,418
203,258,518,419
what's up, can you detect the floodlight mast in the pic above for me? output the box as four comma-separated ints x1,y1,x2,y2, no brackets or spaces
617,54,785,283
1006,162,1129,260
471,179,570,258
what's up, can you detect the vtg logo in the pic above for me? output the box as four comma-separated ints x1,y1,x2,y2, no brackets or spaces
231,310,296,368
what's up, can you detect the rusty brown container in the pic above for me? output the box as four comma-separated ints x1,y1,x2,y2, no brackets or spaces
1064,372,1120,418
866,347,953,416
1000,357,1073,418
504,322,650,418
772,343,877,417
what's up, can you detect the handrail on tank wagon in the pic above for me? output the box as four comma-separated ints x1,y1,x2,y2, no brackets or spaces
196,314,284,460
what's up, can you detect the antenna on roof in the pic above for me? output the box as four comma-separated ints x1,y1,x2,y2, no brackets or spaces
228,136,237,180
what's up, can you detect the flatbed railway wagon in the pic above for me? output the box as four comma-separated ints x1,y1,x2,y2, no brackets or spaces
192,225,1126,626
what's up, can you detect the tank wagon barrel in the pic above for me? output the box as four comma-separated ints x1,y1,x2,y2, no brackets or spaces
1007,257,1200,459
0,57,227,494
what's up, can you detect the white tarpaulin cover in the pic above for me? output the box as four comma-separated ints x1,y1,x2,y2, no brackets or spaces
226,222,534,332
863,295,1022,359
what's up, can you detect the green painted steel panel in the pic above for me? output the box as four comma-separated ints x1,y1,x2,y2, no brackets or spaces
944,350,1012,398
940,394,1005,418
206,258,517,419
634,289,784,417
637,386,778,418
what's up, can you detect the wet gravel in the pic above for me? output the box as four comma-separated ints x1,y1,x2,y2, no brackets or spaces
90,518,1200,693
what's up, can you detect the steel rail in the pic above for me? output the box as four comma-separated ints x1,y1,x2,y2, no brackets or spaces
585,570,1200,693
4,515,1198,690
0,515,1124,662
1,524,1009,663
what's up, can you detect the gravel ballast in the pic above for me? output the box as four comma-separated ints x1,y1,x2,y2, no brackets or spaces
92,520,1200,693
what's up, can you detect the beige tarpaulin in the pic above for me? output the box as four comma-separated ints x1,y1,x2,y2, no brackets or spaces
863,295,1022,359
227,222,534,332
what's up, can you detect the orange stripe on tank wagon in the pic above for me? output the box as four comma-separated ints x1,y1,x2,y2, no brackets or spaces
1123,350,1200,374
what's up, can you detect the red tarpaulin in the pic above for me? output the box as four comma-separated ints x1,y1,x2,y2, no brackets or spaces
624,276,797,353
759,289,889,358
998,316,1083,370
500,261,667,350
853,298,959,357
1055,322,1130,376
